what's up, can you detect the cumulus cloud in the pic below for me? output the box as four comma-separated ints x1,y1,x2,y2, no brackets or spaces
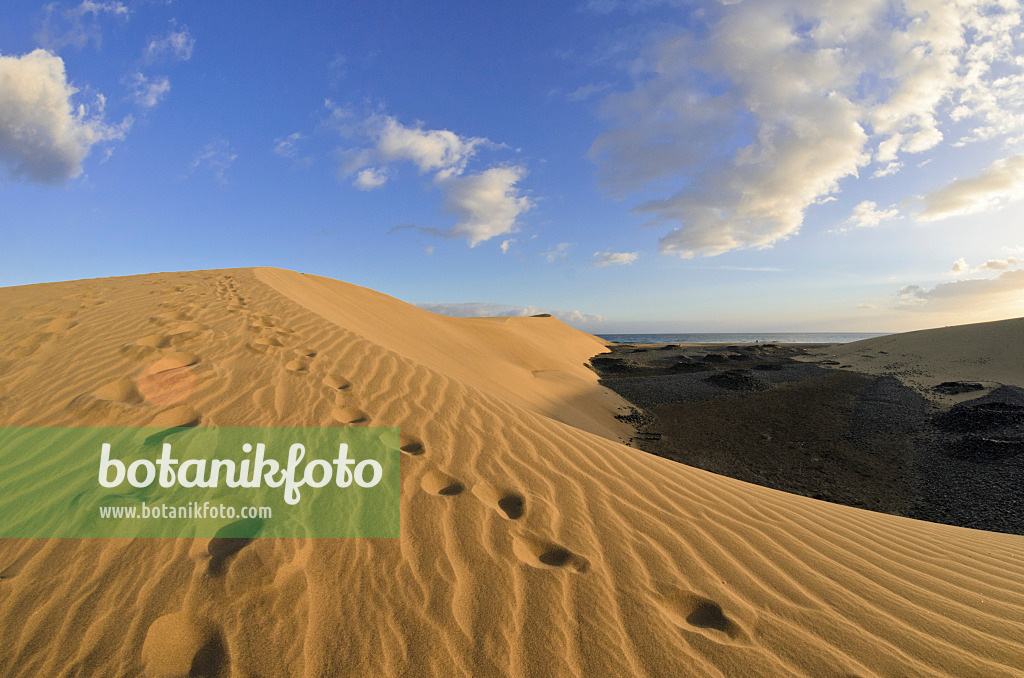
123,72,169,108
918,155,1024,221
190,138,236,183
439,166,532,246
354,167,388,190
336,109,532,246
372,115,486,180
590,0,1024,258
0,49,129,183
846,201,901,229
500,238,514,254
592,249,639,266
36,1,129,51
144,22,195,63
950,257,969,275
416,302,605,323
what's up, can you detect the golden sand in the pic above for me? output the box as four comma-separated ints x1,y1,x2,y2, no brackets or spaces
0,268,1021,677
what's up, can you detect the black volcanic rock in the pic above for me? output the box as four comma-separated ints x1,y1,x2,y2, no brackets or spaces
933,381,986,395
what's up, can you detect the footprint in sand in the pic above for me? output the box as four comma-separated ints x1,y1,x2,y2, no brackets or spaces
245,337,282,352
6,332,52,358
398,433,425,456
322,374,351,390
67,378,145,416
142,612,230,678
330,405,370,424
471,483,525,519
207,517,264,576
92,378,145,405
135,334,170,349
137,354,199,406
420,468,465,496
147,404,202,428
293,346,318,357
660,587,748,644
42,314,77,333
511,534,589,573
285,358,310,373
150,310,193,325
166,321,209,344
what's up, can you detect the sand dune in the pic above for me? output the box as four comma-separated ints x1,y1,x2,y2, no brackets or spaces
0,268,1022,677
801,317,1024,402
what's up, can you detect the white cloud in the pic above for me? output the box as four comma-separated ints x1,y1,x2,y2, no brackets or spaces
593,249,639,266
0,49,129,183
871,161,903,178
371,114,486,180
190,138,236,184
897,268,1024,311
36,1,129,51
144,23,195,63
123,72,170,108
354,167,388,190
919,155,1024,221
500,238,514,254
541,242,571,263
335,110,532,246
273,132,304,158
564,82,615,102
978,257,1019,271
590,0,1024,258
950,257,969,275
846,200,900,229
416,301,605,323
441,166,532,246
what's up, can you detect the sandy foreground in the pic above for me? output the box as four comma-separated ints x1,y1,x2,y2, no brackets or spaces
0,268,1022,677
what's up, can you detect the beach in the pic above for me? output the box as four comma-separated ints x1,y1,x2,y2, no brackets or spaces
1,268,1023,677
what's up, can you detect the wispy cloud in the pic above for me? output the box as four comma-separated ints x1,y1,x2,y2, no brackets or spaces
541,242,571,263
144,21,195,63
592,249,639,266
36,1,129,51
0,49,130,183
190,138,236,184
123,72,170,108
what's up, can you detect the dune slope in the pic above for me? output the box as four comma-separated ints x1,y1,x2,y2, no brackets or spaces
800,317,1024,400
0,268,1022,677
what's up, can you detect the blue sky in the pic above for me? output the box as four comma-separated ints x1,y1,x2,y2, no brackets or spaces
2,0,1023,332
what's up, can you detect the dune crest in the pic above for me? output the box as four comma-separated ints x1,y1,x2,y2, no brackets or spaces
0,268,1022,677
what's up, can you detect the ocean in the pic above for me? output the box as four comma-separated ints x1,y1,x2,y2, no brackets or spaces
596,332,889,344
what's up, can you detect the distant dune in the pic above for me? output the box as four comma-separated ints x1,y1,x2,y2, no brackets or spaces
800,317,1024,400
0,268,1022,677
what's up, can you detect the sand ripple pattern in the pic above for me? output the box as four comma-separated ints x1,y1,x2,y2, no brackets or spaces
0,268,1021,677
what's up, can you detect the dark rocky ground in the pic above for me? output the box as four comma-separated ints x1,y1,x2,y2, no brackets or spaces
590,343,1024,535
